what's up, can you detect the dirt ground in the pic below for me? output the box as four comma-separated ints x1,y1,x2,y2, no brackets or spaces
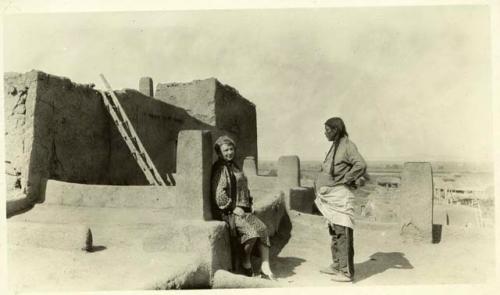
8,245,203,291
6,206,496,291
269,211,496,286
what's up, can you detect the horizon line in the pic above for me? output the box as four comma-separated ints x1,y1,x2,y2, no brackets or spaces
257,158,494,164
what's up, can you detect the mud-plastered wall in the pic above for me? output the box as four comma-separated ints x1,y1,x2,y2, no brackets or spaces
4,72,38,201
214,82,258,168
28,71,110,201
155,78,218,126
155,78,258,168
108,89,213,184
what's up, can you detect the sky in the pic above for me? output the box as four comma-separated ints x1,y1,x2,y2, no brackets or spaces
2,5,493,162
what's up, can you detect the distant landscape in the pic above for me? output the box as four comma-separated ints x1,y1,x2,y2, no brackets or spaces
259,160,494,176
257,159,495,226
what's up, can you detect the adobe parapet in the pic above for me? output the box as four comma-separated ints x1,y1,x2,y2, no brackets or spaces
155,78,255,124
139,77,154,97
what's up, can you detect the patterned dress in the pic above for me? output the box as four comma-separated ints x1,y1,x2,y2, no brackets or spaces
211,160,270,247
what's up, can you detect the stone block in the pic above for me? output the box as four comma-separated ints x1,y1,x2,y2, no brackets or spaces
289,187,315,213
175,130,213,220
243,156,257,177
399,162,434,242
139,77,154,97
277,156,301,200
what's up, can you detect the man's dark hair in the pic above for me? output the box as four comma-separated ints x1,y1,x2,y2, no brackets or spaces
325,117,349,141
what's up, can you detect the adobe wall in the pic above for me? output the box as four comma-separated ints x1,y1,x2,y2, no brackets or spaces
108,89,212,184
34,72,110,187
214,83,258,168
4,72,39,202
4,71,111,203
155,78,218,125
155,78,258,167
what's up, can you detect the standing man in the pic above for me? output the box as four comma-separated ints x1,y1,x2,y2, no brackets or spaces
315,117,367,282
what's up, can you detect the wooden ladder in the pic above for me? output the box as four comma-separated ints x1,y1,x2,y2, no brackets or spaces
99,74,168,186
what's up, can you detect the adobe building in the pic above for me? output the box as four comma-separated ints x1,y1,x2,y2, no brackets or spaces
4,70,258,211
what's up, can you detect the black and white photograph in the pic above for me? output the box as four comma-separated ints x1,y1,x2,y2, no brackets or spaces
1,0,499,293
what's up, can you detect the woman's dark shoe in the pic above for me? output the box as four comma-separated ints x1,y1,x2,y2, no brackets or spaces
241,266,253,277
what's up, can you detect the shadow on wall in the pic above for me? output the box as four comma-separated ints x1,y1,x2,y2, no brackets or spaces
354,252,413,283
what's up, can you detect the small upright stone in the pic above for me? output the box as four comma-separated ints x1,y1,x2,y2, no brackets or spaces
277,155,301,209
82,227,93,252
243,156,257,177
139,77,154,97
277,155,301,188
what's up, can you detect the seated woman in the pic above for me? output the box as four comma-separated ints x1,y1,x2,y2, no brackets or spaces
211,135,275,280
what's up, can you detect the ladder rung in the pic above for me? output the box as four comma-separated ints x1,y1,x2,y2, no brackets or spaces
107,104,118,110
133,152,150,165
